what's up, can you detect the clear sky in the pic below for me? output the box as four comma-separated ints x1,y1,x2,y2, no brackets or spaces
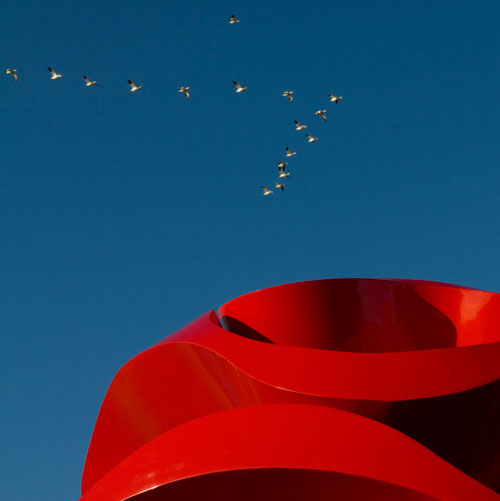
1,1,499,499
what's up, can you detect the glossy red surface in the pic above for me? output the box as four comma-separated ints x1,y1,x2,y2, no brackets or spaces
80,278,500,500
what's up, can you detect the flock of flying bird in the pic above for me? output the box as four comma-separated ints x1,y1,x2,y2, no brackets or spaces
230,15,344,196
260,88,343,196
3,13,343,197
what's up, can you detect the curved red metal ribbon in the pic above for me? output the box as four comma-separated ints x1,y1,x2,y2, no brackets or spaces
80,278,500,500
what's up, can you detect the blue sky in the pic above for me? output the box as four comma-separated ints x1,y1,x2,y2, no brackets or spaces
1,1,499,499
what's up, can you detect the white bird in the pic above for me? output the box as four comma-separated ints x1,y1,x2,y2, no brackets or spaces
294,120,307,131
285,146,296,157
261,186,273,196
48,67,62,79
277,160,288,169
282,91,294,103
278,164,291,178
229,14,240,24
329,93,343,104
178,86,190,100
128,79,142,92
83,75,98,86
306,134,319,143
5,69,17,81
315,109,327,121
233,80,247,93
275,182,285,191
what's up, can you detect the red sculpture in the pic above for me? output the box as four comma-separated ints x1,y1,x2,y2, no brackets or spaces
80,279,500,500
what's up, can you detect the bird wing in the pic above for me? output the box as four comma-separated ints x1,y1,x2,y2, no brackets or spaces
233,81,241,90
128,80,135,88
48,67,56,76
83,75,91,84
13,72,18,81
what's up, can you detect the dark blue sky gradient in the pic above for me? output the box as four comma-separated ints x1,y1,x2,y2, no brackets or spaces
1,1,500,499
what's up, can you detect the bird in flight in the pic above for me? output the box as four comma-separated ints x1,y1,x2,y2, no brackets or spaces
275,182,285,191
306,134,319,143
315,110,327,121
294,120,307,131
277,160,288,169
285,146,296,157
229,14,240,24
278,164,291,178
178,86,190,100
329,93,343,104
5,69,17,81
128,80,142,92
261,186,273,196
83,75,98,86
48,67,62,79
282,91,294,103
233,81,247,93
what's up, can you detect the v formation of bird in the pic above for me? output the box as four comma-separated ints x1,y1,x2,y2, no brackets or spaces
3,14,343,198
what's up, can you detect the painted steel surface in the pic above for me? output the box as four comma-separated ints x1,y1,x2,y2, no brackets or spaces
80,278,500,500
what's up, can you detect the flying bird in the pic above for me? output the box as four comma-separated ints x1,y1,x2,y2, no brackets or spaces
5,69,17,81
294,120,307,130
178,86,190,100
329,93,343,104
275,182,285,191
229,14,240,24
306,134,319,143
277,160,288,169
233,81,247,93
83,75,98,86
285,146,296,157
261,186,273,196
48,67,62,79
128,80,142,92
278,164,291,178
282,91,294,103
315,109,327,121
